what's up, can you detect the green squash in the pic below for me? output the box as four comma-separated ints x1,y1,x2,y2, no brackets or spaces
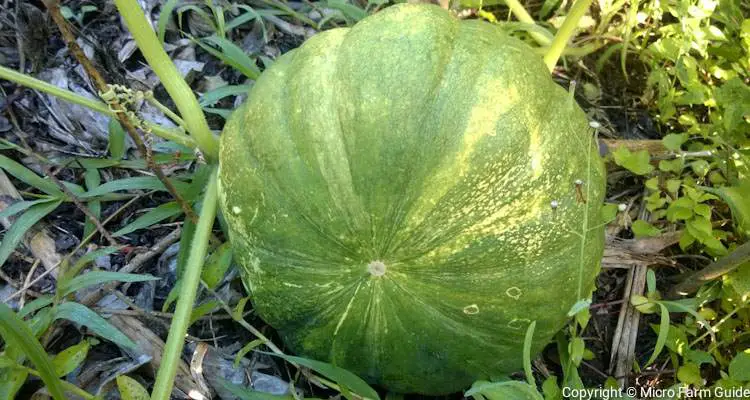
219,3,606,395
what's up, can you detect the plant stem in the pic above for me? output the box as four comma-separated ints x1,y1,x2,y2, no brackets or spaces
114,0,219,161
44,0,200,224
150,168,218,400
0,65,196,149
543,0,593,72
503,0,552,46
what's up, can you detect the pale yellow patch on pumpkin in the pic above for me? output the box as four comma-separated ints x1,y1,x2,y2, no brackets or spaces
528,125,544,179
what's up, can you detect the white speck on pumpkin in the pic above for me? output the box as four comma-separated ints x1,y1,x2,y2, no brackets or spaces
463,304,479,315
506,286,522,300
507,318,531,330
367,261,387,276
232,206,242,214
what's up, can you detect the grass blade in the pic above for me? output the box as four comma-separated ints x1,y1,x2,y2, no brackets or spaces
79,176,189,199
0,199,62,268
113,201,183,237
54,302,137,350
262,352,380,400
0,197,58,219
644,303,670,366
18,295,54,318
0,155,63,196
194,35,260,79
65,246,122,281
157,0,182,43
83,168,101,239
61,271,159,297
199,84,253,107
0,303,67,400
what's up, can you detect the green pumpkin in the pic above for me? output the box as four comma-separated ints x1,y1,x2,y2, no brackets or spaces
219,3,605,395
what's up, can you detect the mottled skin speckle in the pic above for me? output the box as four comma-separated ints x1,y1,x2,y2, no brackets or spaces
218,3,606,395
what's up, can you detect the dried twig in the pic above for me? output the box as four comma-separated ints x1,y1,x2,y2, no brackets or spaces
43,0,199,224
609,193,651,387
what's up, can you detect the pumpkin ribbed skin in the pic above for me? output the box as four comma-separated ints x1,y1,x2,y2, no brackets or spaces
219,4,605,395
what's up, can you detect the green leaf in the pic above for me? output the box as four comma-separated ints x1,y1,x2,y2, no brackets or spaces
54,302,137,350
189,300,220,325
61,271,159,297
677,363,703,385
567,298,591,316
107,119,127,160
728,350,750,381
690,160,710,177
117,374,152,400
665,179,682,194
666,197,695,221
685,349,714,366
632,220,661,238
658,158,684,173
702,182,750,238
0,199,62,268
568,337,585,366
541,376,561,400
644,303,670,366
725,262,750,298
0,154,63,196
52,340,90,377
686,217,714,242
202,241,233,289
113,201,183,237
662,133,688,151
600,203,619,224
612,147,654,175
465,380,544,400
715,78,750,134
262,352,380,400
0,303,67,400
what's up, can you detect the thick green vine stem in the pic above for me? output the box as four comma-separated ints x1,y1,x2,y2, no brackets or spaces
114,0,219,161
0,65,196,149
543,0,593,71
150,168,219,400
